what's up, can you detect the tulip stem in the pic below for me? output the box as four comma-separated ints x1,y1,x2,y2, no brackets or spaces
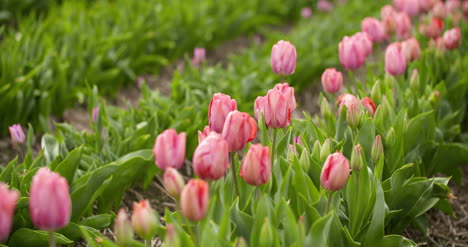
230,153,240,199
145,239,152,247
355,172,360,204
48,231,56,247
271,128,278,163
326,192,334,214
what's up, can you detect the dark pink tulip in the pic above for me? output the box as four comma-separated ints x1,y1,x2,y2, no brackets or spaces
8,124,25,145
401,38,421,62
321,68,343,94
338,36,366,70
318,0,333,12
301,7,313,18
425,17,444,39
163,168,185,198
395,0,420,16
262,83,296,128
361,97,377,116
0,183,18,243
271,40,297,76
320,152,350,191
153,129,186,170
29,167,71,231
192,48,206,66
222,111,257,152
208,93,237,133
336,93,360,115
240,144,271,186
432,1,447,19
395,12,412,40
193,132,229,180
197,126,211,144
385,42,407,76
361,17,387,43
180,179,209,221
443,28,462,50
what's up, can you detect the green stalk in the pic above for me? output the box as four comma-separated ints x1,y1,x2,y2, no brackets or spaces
326,192,334,214
271,128,278,163
230,153,240,199
48,231,56,247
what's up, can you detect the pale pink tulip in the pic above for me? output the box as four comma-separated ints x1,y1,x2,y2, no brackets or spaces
208,93,237,133
321,68,343,94
401,37,422,61
180,179,209,221
338,36,366,70
336,93,360,115
163,168,185,198
222,111,257,152
193,132,229,180
0,183,18,243
395,12,412,40
320,152,350,191
443,28,462,50
262,83,296,128
361,17,387,43
131,200,158,240
153,129,186,170
8,124,25,145
192,48,206,66
198,126,211,144
271,41,297,76
240,144,271,186
385,42,407,76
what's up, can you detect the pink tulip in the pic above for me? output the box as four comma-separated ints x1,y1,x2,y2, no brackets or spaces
432,1,447,19
131,200,158,240
114,209,133,246
401,37,422,62
301,7,313,18
336,93,360,115
208,93,237,133
446,0,461,13
463,1,468,14
395,12,412,40
321,68,343,94
361,18,387,43
425,17,444,39
419,0,436,11
29,167,71,231
338,36,366,70
180,179,209,221
0,183,18,243
153,129,186,170
163,168,185,198
240,144,271,186
443,28,462,50
198,126,211,144
353,32,373,57
254,96,266,120
395,0,420,16
261,83,296,128
385,42,407,76
381,5,397,35
320,152,351,191
192,48,206,66
193,132,229,180
318,0,334,12
92,107,99,122
222,111,257,152
8,124,25,145
271,41,297,76
361,97,377,116
346,103,361,128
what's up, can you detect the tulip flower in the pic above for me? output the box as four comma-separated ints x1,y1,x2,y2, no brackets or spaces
29,167,71,231
193,132,230,180
419,0,436,11
114,208,134,246
395,12,412,40
240,144,271,186
353,32,373,57
346,103,361,129
351,145,363,171
463,1,468,14
8,124,25,145
318,0,333,12
191,48,206,66
163,168,185,198
430,37,446,51
180,179,209,221
381,5,397,35
208,93,237,133
222,111,257,152
361,17,387,43
425,18,444,39
254,96,266,120
443,28,462,50
432,1,447,18
131,200,159,240
260,83,296,128
401,38,421,62
338,36,366,70
372,135,384,164
301,7,312,18
92,107,99,122
197,126,211,144
385,42,407,76
0,183,18,243
320,152,351,191
361,97,377,116
445,0,460,13
337,93,360,115
153,129,186,170
270,40,297,76
395,0,420,16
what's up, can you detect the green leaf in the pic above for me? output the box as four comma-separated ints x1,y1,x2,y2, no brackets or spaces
305,212,333,246
79,214,112,229
380,235,416,247
54,146,83,185
7,229,73,247
0,157,18,184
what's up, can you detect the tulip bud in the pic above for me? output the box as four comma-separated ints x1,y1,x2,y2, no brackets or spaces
0,183,19,243
346,103,361,129
8,124,25,145
222,111,257,152
165,224,180,247
430,90,441,106
351,144,364,171
361,17,387,43
318,0,333,12
271,40,297,76
263,83,297,128
301,7,313,18
240,144,271,186
29,167,71,231
254,96,266,120
386,128,396,147
320,152,351,191
401,38,421,62
395,12,411,40
381,5,397,35
338,36,366,70
320,139,332,162
153,129,186,170
312,140,321,161
92,107,99,122
131,200,159,240
371,80,382,104
114,208,134,246
371,135,384,164
410,69,420,91
320,97,332,118
300,148,311,172
443,28,462,50
385,42,407,76
208,93,237,133
425,18,444,39
336,93,360,115
193,132,230,180
197,126,211,144
259,218,274,247
191,48,206,66
236,237,248,247
180,179,209,221
163,168,185,198
361,97,377,117
321,68,343,94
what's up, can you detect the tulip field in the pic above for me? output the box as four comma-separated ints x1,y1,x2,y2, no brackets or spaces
1,0,468,246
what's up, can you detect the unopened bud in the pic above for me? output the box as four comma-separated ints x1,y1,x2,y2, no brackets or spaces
346,103,361,129
236,237,248,247
259,218,274,247
320,97,332,118
430,90,441,106
131,200,159,240
351,144,363,171
163,168,185,199
371,80,382,105
410,69,420,92
385,128,395,147
372,135,384,164
114,209,134,246
165,224,181,247
320,138,332,161
300,148,310,172
312,140,321,161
